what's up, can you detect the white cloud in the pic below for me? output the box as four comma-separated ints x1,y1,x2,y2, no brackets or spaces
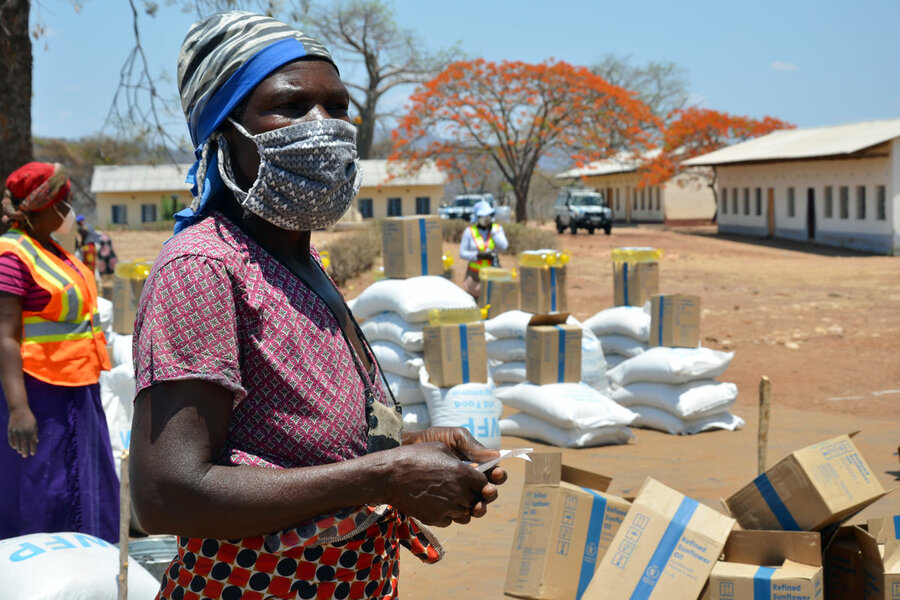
771,61,798,72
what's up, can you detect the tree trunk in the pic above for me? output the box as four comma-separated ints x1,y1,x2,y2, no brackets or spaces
0,0,33,183
514,188,528,223
355,96,377,160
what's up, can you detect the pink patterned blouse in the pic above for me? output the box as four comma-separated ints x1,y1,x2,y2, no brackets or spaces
133,213,440,600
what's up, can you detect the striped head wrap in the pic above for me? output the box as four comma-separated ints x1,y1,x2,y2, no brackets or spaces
174,10,338,234
2,162,71,226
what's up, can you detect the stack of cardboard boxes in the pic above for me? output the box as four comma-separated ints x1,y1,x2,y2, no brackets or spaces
503,434,893,600
381,215,444,279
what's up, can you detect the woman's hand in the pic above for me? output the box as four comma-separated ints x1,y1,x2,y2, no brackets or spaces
401,427,508,521
8,405,38,458
384,440,493,527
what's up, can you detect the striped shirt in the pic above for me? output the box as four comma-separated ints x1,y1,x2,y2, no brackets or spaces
0,246,76,312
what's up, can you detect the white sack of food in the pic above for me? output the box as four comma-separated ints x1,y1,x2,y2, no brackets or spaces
483,310,581,340
581,333,607,386
495,382,636,430
419,375,501,449
0,532,161,600
583,305,651,341
99,362,137,477
604,354,628,369
606,347,734,387
599,334,647,358
348,276,475,322
401,403,430,432
491,361,527,385
381,372,425,406
370,340,424,379
610,380,738,419
500,412,634,448
97,296,114,339
486,338,527,362
360,311,425,352
630,405,745,435
109,333,134,372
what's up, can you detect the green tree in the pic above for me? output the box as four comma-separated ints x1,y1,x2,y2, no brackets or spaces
294,0,456,159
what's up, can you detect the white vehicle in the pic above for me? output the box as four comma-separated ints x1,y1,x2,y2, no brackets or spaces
439,193,495,221
554,187,613,235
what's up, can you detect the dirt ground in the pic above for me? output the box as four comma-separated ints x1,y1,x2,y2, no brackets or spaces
111,223,900,599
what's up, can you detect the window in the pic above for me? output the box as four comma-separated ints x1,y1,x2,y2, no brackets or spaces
732,188,738,214
111,205,127,225
787,188,795,218
615,189,620,212
839,186,849,219
633,189,637,210
877,186,886,221
824,186,833,218
743,188,750,215
387,197,402,217
141,203,157,223
721,189,728,214
358,198,373,219
655,188,660,211
640,189,645,210
415,196,430,215
755,188,762,216
856,186,866,220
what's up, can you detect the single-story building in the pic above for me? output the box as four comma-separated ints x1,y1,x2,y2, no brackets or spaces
683,118,900,254
555,151,716,225
89,160,447,228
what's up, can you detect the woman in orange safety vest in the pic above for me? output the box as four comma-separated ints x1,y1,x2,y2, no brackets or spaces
0,162,118,543
460,202,508,299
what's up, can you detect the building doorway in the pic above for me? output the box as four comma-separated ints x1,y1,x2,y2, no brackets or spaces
625,187,632,223
767,188,775,237
807,188,816,240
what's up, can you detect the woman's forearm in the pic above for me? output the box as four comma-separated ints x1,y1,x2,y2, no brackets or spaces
0,337,28,412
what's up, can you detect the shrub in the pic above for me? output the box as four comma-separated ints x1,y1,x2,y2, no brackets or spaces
326,223,382,286
441,218,469,243
503,222,558,255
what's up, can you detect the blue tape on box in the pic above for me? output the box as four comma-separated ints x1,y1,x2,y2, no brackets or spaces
577,488,608,600
628,497,699,600
753,473,801,531
556,325,566,383
418,218,428,275
458,324,470,383
753,566,776,600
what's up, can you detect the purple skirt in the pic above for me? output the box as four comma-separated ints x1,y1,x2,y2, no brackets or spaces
0,373,119,543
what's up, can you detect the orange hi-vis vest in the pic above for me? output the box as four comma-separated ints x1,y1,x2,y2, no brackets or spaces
0,228,110,386
467,224,499,271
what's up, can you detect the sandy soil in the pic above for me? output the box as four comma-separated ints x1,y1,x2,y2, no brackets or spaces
110,223,900,599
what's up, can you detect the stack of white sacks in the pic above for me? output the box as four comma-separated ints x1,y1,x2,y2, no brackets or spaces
96,297,136,478
585,305,744,436
484,310,637,449
350,276,502,449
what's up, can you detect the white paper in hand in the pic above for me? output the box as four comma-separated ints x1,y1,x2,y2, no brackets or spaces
475,447,533,472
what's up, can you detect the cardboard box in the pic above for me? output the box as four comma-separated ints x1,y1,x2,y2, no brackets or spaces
504,453,630,600
480,278,520,318
112,276,144,335
724,433,887,532
526,314,582,385
854,525,900,600
703,530,823,599
382,216,443,279
824,526,864,600
613,261,659,307
520,265,567,314
423,321,487,387
582,477,735,600
649,294,700,348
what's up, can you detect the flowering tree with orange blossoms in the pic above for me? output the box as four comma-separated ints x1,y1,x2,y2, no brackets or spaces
641,108,794,209
390,58,660,222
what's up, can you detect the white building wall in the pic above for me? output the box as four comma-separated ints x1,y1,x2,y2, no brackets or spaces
716,152,897,254
662,172,716,222
892,138,900,253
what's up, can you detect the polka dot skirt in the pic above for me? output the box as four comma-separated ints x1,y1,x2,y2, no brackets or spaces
154,506,442,599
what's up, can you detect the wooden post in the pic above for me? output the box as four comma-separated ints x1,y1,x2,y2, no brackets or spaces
118,449,130,600
758,376,771,475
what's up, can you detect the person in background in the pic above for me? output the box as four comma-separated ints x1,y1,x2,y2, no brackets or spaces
75,215,100,275
129,11,506,599
0,162,118,543
460,203,509,299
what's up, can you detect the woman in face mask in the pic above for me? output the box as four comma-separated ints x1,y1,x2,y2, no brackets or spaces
130,12,506,600
0,162,117,543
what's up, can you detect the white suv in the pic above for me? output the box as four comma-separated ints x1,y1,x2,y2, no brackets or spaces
554,188,613,235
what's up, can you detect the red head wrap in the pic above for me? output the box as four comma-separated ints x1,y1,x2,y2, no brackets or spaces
2,162,71,225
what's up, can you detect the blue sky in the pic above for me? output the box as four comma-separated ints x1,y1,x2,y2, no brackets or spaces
31,0,900,148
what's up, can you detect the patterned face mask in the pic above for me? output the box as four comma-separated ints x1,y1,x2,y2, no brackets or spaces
218,118,361,231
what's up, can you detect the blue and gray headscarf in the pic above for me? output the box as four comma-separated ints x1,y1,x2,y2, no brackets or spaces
174,11,338,234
